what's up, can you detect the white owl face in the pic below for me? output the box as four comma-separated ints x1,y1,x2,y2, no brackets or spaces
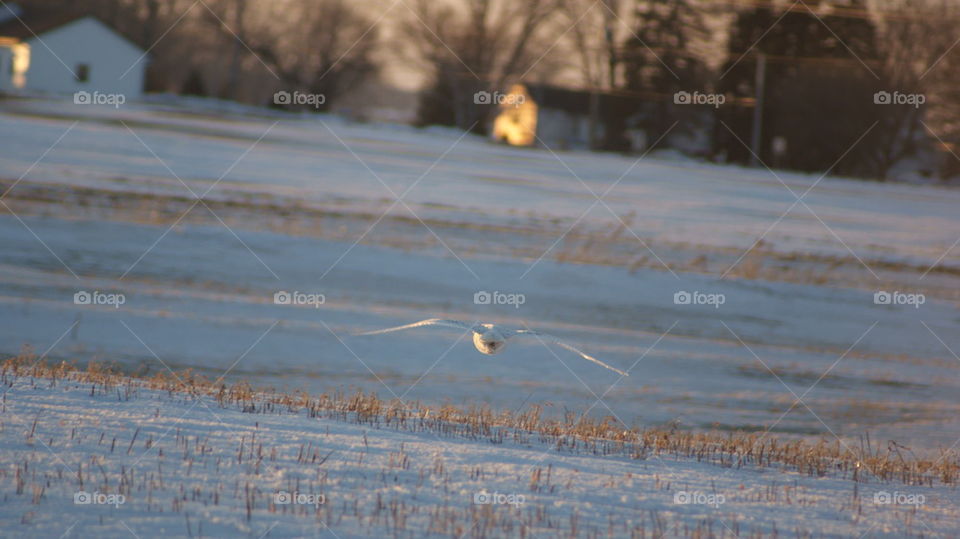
473,332,505,355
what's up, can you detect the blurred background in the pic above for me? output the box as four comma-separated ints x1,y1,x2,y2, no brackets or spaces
3,0,959,182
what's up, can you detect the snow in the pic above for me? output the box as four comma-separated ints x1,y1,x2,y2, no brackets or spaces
4,374,958,538
1,95,959,537
1,95,959,266
1,210,957,453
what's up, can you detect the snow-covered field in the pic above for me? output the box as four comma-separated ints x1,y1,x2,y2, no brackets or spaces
1,96,959,537
4,370,958,538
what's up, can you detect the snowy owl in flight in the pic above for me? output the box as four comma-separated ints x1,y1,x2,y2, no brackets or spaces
357,318,628,376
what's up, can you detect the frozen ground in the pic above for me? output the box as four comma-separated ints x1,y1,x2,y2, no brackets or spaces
0,94,959,536
2,95,960,268
1,96,958,454
1,213,959,453
3,372,958,538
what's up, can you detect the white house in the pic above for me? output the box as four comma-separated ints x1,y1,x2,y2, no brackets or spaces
0,9,146,98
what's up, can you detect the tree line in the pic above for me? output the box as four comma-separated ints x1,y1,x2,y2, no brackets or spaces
17,0,960,180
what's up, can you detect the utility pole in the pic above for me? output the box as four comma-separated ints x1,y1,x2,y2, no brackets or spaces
605,24,616,89
589,89,600,150
749,53,766,167
598,0,617,150
604,0,620,88
223,0,247,101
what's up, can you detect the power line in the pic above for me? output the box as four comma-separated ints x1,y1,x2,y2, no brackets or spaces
708,0,936,23
615,46,884,67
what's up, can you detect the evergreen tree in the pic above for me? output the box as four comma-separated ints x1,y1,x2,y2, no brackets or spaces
621,0,710,143
181,70,208,97
716,0,881,175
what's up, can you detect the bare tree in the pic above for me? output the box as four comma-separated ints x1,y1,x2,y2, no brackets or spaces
904,1,960,179
200,0,258,100
403,0,562,131
844,0,960,180
223,0,249,99
863,1,944,178
247,0,379,110
562,0,621,89
197,0,379,108
560,0,623,147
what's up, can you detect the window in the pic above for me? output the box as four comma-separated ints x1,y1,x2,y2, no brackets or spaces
75,64,89,83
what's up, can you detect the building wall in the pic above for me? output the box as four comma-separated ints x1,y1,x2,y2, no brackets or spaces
24,17,144,98
0,46,12,91
535,109,591,151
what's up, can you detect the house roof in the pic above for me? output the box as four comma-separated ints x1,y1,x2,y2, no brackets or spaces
0,9,145,55
0,10,96,41
526,83,641,117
